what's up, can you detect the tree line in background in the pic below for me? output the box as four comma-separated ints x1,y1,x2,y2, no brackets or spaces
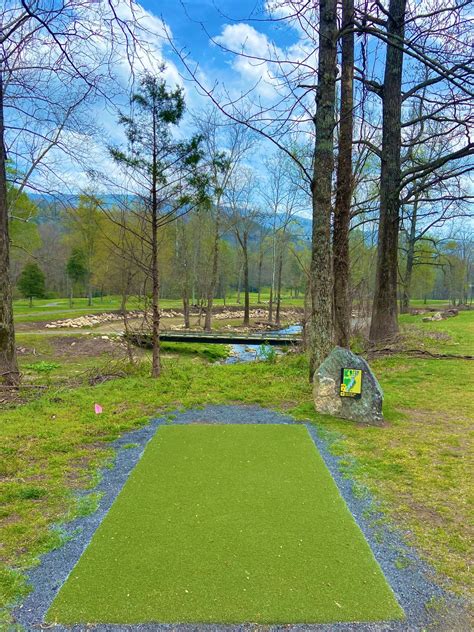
1,0,473,385
11,183,473,315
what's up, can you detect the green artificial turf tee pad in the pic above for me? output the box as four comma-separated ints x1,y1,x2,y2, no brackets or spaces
47,424,403,624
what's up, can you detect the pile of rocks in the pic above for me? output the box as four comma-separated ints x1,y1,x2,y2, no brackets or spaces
161,310,181,318
44,310,144,329
214,308,301,321
43,306,302,329
422,308,458,322
43,308,186,329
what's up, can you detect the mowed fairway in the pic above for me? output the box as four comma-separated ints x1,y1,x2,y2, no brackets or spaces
47,424,403,624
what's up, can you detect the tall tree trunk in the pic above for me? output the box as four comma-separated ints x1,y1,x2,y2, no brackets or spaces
183,294,190,328
333,0,354,348
257,233,264,304
369,0,407,343
0,71,19,386
309,0,337,379
268,286,273,323
87,266,92,307
150,105,160,378
236,263,241,304
269,217,277,322
400,196,418,314
275,250,283,327
151,208,160,377
121,271,135,366
243,232,250,326
205,204,221,331
177,219,191,328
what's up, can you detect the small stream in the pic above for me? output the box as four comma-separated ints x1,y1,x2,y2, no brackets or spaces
225,324,302,364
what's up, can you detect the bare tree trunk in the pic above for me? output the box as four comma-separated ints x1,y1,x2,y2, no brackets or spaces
400,196,419,313
0,71,19,387
269,217,277,323
121,271,135,365
151,207,160,377
236,263,242,304
370,0,407,343
257,234,264,304
205,204,220,331
309,0,337,379
302,283,311,351
275,250,283,327
150,105,160,378
333,0,354,348
87,268,92,307
183,294,190,328
243,232,250,326
177,219,191,328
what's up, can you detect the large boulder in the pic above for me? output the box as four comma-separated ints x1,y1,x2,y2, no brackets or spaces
313,346,384,426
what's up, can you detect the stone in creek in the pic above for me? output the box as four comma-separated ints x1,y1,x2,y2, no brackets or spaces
313,346,384,426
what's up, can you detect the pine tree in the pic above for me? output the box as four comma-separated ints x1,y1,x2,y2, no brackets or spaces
18,262,45,307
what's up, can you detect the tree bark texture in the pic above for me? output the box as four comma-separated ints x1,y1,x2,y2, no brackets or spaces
150,103,160,378
0,71,19,386
309,0,337,379
151,205,161,377
369,0,407,343
333,0,354,348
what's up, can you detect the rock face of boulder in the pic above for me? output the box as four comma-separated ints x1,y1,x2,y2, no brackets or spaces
313,346,384,426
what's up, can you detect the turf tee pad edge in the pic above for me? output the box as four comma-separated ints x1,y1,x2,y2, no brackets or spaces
47,424,404,624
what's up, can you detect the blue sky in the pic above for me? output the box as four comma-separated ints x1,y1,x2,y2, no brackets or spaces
143,0,295,54
12,1,312,200
138,0,304,105
51,0,310,192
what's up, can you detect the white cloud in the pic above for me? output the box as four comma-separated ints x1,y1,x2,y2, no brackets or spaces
215,24,281,98
213,21,318,104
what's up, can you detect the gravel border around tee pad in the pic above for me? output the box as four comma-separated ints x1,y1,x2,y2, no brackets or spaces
13,405,455,632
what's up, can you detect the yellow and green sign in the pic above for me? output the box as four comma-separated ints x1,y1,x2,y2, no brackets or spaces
340,368,362,399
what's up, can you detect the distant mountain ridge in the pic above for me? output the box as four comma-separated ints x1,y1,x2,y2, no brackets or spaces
29,192,312,237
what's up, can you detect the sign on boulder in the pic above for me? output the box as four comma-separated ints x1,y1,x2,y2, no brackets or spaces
313,347,384,426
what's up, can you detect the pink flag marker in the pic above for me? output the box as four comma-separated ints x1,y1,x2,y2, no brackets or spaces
94,403,103,414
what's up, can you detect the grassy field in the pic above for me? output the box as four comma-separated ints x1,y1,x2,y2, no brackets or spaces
398,309,474,355
47,424,402,625
1,309,472,625
13,292,304,324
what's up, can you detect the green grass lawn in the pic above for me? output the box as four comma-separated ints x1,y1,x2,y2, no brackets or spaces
13,292,304,323
399,310,474,355
47,424,402,625
1,312,473,625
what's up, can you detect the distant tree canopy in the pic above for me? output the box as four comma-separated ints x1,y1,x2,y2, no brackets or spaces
17,262,45,306
66,248,88,287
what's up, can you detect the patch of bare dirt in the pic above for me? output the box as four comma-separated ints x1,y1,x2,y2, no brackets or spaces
50,335,121,357
399,408,472,431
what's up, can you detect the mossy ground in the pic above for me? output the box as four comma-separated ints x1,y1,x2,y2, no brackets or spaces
1,308,472,625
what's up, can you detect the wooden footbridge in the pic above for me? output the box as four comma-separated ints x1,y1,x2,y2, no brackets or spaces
127,329,301,347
